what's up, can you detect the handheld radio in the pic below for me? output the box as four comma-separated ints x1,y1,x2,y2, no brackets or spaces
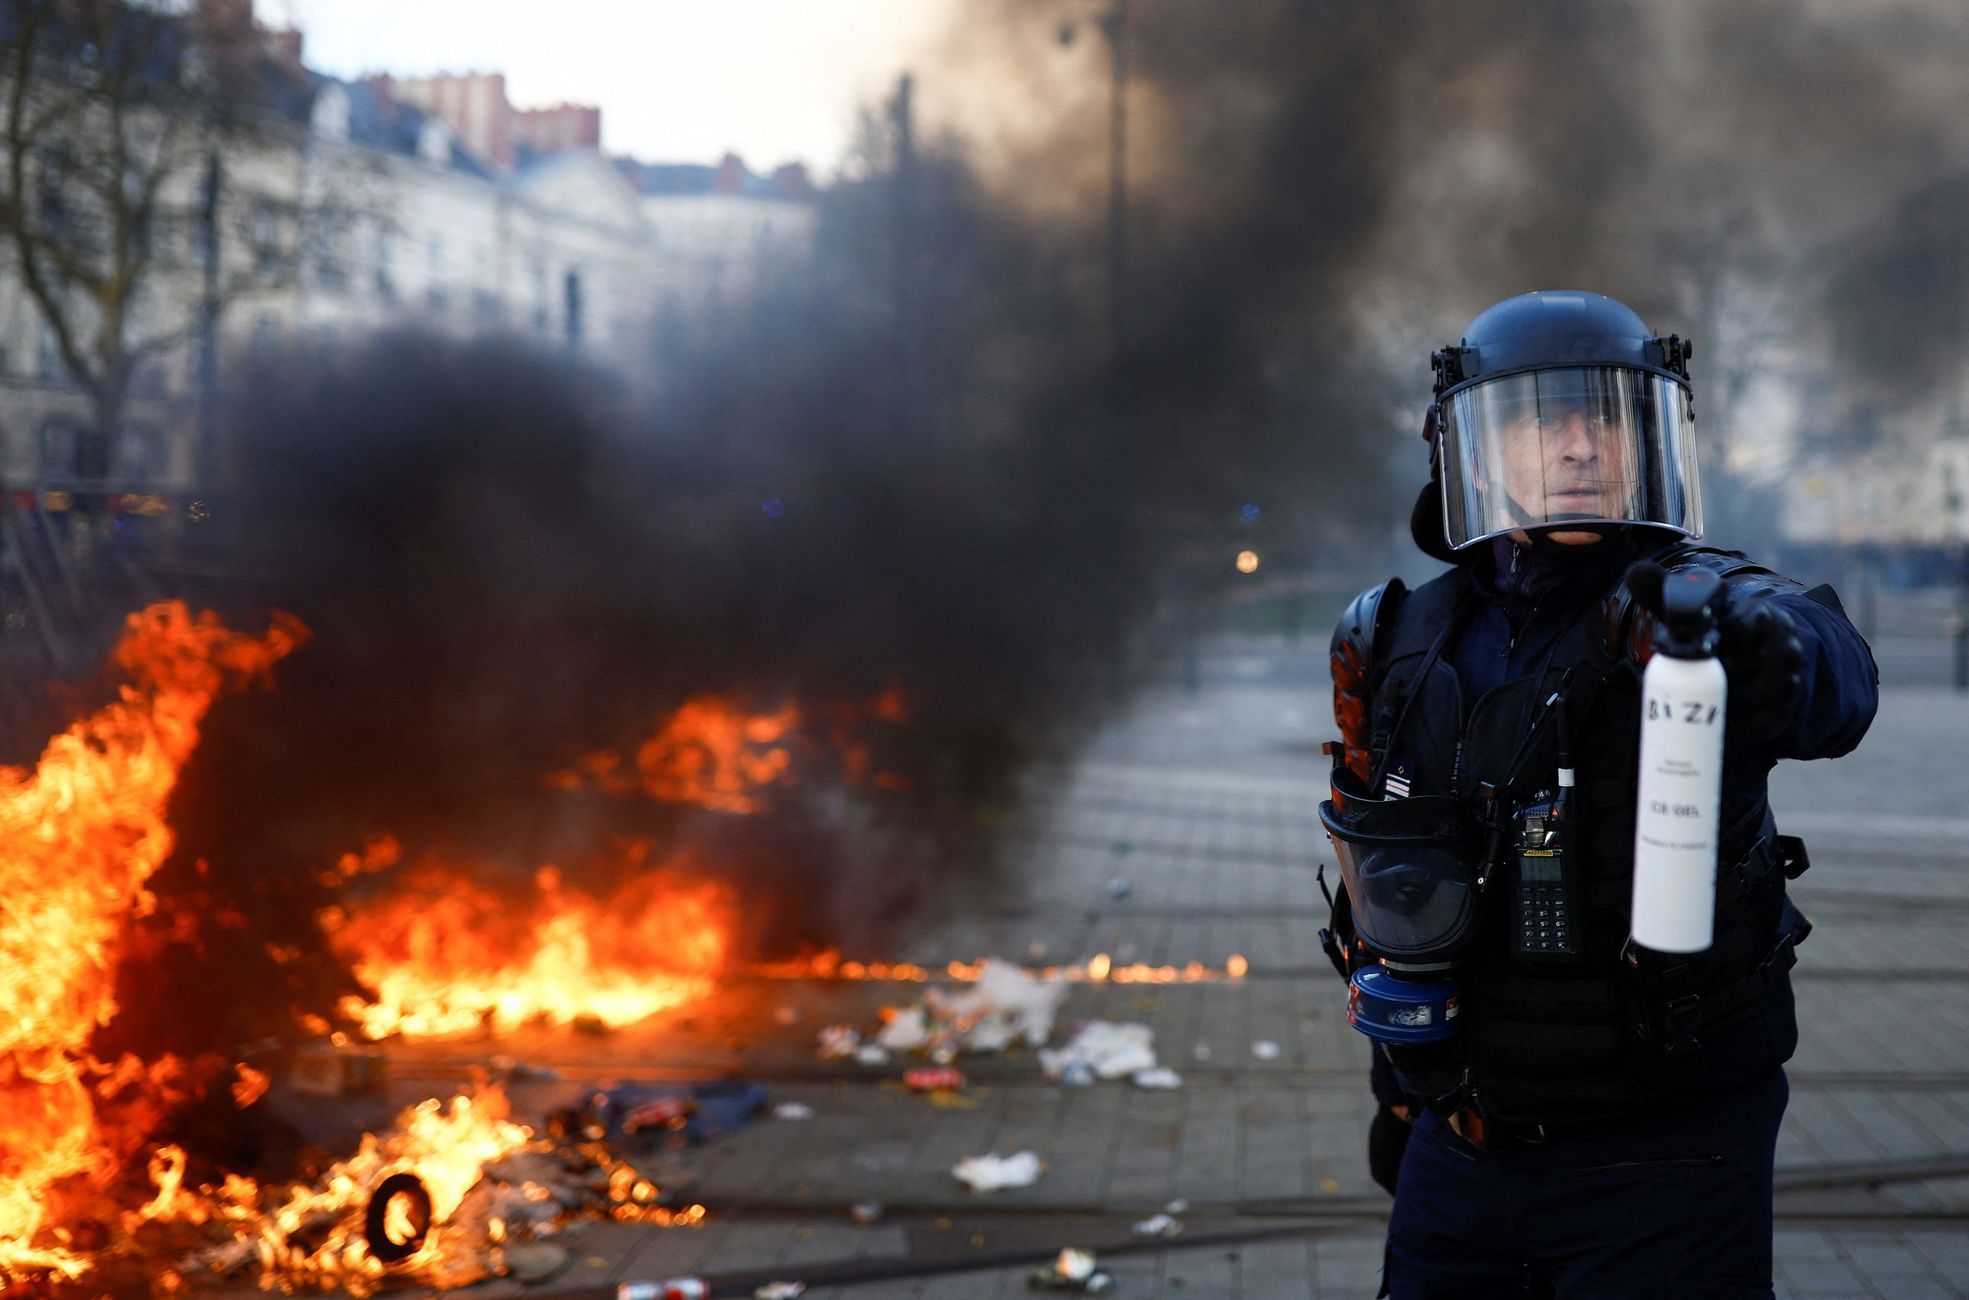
1510,694,1579,960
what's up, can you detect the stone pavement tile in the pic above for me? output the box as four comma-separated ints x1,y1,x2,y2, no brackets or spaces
1311,1229,1388,1300
1107,1087,1184,1205
1790,1088,1896,1165
1773,1228,1872,1297
590,1218,722,1288
1238,1084,1314,1201
799,1282,920,1300
1833,1231,1965,1295
915,1263,1017,1298
1032,1085,1128,1205
1161,1240,1240,1297
1880,1090,1969,1155
694,1219,804,1274
1905,1229,1969,1294
1177,1085,1245,1203
1236,1236,1321,1298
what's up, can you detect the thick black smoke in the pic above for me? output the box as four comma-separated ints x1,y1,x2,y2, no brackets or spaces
938,0,1969,542
94,0,1969,1060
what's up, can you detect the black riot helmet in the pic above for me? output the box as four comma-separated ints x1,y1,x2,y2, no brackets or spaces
1419,291,1703,553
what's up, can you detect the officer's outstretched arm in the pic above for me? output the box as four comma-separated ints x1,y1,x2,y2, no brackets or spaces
1709,579,1879,762
1756,585,1878,761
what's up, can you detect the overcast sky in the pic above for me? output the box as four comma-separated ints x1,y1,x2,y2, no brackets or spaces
277,0,960,175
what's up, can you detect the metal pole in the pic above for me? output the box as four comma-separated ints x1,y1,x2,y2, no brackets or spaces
198,149,222,493
1104,0,1128,366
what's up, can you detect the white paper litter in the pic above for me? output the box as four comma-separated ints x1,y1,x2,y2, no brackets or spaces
854,1043,891,1066
952,1150,1043,1191
1132,1213,1182,1237
923,959,1070,1052
1040,1021,1157,1081
1131,1066,1183,1089
1251,1039,1282,1061
875,1005,931,1051
773,1102,815,1121
754,1284,806,1300
817,1024,860,1059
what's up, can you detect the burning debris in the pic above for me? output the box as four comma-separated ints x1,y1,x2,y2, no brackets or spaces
0,602,303,1282
139,1083,708,1296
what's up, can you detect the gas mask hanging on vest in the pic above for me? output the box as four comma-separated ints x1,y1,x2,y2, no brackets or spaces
1320,762,1487,1045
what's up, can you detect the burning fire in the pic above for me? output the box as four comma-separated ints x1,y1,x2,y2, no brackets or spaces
761,950,1250,985
549,685,911,810
330,685,910,1042
324,860,733,1040
147,1085,526,1293
0,602,304,1279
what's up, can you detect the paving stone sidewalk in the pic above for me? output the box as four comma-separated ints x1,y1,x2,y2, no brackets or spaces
280,641,1969,1299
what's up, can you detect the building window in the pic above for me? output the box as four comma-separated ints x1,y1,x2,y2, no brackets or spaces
253,199,283,280
38,321,71,384
40,416,85,480
312,210,348,290
563,269,583,350
372,224,395,301
120,422,160,481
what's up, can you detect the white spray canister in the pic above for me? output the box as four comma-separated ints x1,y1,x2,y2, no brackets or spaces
1629,565,1728,954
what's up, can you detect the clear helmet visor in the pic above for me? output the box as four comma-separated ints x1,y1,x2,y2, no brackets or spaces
1438,367,1702,550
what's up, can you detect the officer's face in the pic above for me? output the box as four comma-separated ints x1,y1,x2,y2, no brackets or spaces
1496,398,1640,544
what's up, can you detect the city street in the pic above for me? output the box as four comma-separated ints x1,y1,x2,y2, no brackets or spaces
286,629,1969,1300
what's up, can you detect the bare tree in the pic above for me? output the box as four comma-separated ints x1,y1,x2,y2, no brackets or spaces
0,0,306,485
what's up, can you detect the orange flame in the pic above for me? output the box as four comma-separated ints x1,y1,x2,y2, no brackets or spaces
325,862,733,1039
754,951,1251,985
551,686,912,810
147,1086,531,1294
0,602,304,1279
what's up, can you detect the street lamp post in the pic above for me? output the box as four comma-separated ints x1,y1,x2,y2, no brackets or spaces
1099,0,1128,367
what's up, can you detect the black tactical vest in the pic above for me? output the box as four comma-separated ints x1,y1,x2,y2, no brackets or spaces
1355,546,1807,1127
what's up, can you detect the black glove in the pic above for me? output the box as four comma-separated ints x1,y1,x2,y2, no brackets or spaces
1715,592,1806,749
1368,1103,1412,1195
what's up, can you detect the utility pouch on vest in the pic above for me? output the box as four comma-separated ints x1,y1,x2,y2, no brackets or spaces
1617,832,1812,1097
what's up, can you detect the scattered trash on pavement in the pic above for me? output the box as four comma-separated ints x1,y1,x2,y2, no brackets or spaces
921,959,1071,1053
1131,1066,1182,1089
905,1066,966,1092
1251,1040,1282,1061
850,1200,884,1224
1132,1212,1182,1238
1192,1043,1212,1063
486,1054,563,1083
952,1150,1043,1191
1040,1021,1157,1081
877,1006,933,1051
503,1242,570,1282
1164,1199,1189,1214
772,1102,815,1121
1028,1247,1115,1292
817,1024,860,1058
854,1043,891,1066
1106,877,1132,900
575,1081,769,1145
1057,1061,1096,1088
754,1283,806,1299
617,1279,707,1300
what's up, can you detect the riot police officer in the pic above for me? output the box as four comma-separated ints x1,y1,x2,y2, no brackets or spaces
1321,291,1879,1297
